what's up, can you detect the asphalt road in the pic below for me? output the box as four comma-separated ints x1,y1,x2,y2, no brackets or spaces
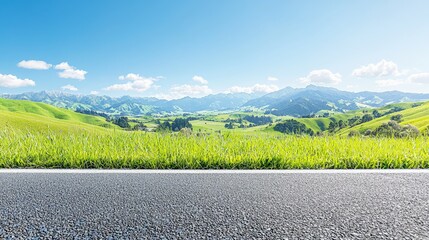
0,170,429,239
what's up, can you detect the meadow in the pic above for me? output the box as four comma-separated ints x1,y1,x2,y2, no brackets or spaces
1,126,429,169
1,98,429,169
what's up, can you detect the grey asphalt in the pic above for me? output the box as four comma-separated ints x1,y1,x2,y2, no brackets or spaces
0,171,429,239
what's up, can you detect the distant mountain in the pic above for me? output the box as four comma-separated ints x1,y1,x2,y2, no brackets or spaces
2,86,429,116
167,92,262,112
244,85,429,116
0,91,262,116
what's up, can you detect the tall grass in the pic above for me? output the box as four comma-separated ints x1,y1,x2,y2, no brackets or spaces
1,126,429,169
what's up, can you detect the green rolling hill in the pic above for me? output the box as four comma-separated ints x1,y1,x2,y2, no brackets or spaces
336,102,429,136
268,102,427,135
0,98,117,133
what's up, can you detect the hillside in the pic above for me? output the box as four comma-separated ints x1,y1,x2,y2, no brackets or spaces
0,98,117,132
336,102,429,136
269,102,423,134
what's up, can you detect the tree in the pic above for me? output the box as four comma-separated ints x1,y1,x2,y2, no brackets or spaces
113,117,130,128
224,122,234,129
390,114,403,123
338,120,347,129
328,121,338,133
243,115,272,126
132,122,147,131
156,121,171,132
372,110,381,118
171,118,192,131
384,107,405,116
348,116,361,126
361,114,374,123
274,119,314,136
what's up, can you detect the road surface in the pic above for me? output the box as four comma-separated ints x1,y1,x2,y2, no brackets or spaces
0,170,428,239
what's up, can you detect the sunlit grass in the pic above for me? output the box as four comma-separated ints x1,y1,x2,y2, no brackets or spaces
1,126,428,169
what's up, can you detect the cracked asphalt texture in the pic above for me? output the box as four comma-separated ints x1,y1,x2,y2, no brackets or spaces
1,172,429,239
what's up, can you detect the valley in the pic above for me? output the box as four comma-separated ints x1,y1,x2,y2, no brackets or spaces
1,95,429,169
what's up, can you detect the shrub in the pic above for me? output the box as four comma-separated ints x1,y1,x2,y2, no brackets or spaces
179,127,193,137
348,130,360,137
364,129,372,136
372,121,419,138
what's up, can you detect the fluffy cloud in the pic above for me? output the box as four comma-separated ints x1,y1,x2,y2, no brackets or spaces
105,81,153,92
375,79,404,87
226,84,279,94
18,60,52,70
352,59,399,78
192,75,208,84
171,84,213,97
119,73,145,81
408,73,429,84
105,73,157,92
55,62,87,80
155,85,213,100
61,84,78,91
0,74,35,88
300,69,342,85
90,91,99,95
267,76,278,81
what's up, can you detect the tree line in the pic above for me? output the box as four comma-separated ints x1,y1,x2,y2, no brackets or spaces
156,118,193,132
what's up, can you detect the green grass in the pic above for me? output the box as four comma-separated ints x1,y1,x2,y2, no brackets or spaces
1,98,429,169
0,98,117,132
1,127,429,169
190,120,279,136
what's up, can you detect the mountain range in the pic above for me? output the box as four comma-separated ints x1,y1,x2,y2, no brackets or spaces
2,85,429,116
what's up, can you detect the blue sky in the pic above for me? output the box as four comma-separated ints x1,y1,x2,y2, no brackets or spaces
1,0,429,98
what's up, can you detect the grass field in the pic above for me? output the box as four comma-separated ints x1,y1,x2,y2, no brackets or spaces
0,98,117,133
1,98,429,169
1,127,429,169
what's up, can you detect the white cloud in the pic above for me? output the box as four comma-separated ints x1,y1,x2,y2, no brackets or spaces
105,73,157,92
54,62,71,70
192,75,208,84
118,73,145,81
352,59,399,78
61,84,78,91
118,73,162,81
105,81,153,92
17,60,52,70
155,85,213,100
226,84,279,94
0,74,35,88
267,76,278,81
300,69,342,85
90,91,99,95
171,84,213,97
55,62,87,80
375,79,404,87
408,73,429,84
